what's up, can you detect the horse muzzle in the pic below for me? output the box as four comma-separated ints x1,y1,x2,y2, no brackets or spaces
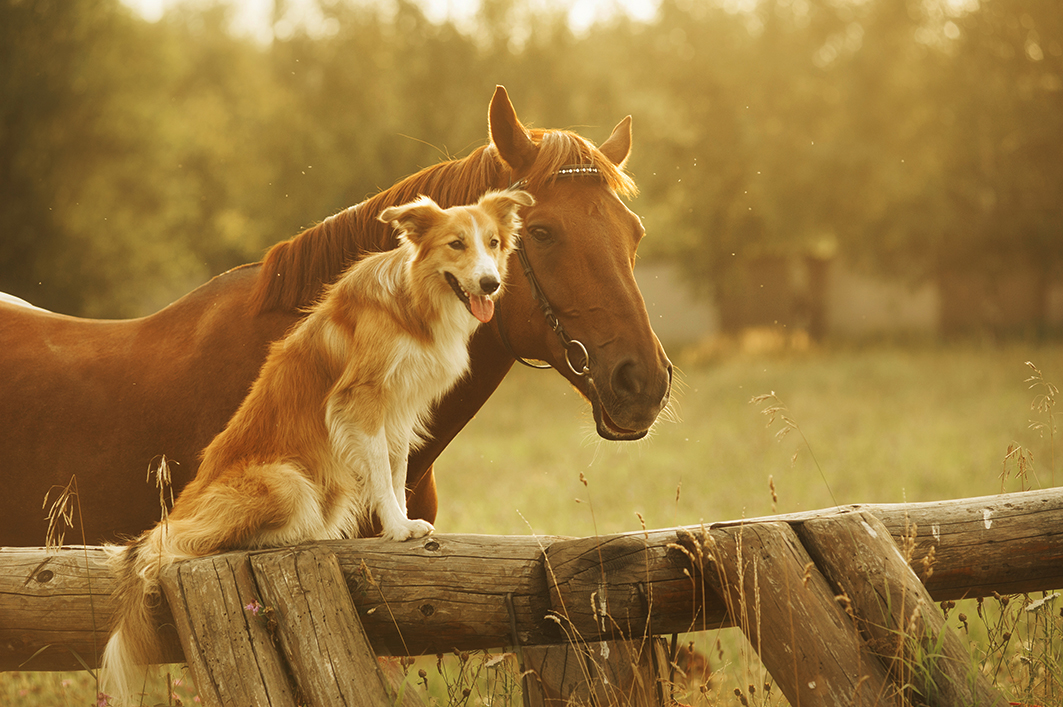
586,358,673,441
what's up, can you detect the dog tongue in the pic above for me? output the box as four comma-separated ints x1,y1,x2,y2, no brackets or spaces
470,295,494,323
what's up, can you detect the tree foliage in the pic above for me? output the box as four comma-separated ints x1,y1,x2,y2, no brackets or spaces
0,0,1059,320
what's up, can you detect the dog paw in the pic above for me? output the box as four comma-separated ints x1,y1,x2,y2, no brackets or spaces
382,518,434,542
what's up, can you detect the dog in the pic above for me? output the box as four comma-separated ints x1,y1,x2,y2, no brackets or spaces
101,188,533,704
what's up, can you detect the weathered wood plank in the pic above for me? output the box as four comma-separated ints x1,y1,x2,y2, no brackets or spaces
0,546,114,671
249,546,392,707
328,534,559,655
0,546,185,671
158,552,297,707
3,488,1062,672
680,522,901,707
731,487,1063,599
522,638,668,706
798,512,1009,707
543,531,727,642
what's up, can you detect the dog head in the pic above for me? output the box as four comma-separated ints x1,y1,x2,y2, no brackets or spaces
379,190,533,323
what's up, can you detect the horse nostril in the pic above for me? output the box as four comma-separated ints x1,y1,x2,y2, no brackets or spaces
480,276,500,295
611,358,644,399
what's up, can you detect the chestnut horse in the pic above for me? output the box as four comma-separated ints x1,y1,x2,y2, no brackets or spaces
0,86,672,546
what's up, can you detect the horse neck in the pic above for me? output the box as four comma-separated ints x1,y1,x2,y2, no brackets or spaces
251,146,508,315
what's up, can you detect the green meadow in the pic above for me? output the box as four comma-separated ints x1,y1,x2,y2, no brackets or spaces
436,340,1063,539
4,340,1061,705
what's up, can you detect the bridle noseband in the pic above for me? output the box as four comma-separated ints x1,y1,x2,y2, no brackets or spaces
498,165,600,377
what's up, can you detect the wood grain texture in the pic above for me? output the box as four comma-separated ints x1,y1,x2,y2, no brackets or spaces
4,488,1061,672
726,487,1063,599
327,534,558,655
249,546,393,707
798,512,1009,707
0,546,120,671
680,522,901,707
158,551,296,707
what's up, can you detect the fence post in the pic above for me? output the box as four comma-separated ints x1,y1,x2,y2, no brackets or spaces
522,638,667,706
798,511,1010,707
158,552,297,707
679,522,902,707
250,546,394,707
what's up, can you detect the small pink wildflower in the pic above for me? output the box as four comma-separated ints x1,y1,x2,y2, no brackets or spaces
97,692,112,707
245,599,262,616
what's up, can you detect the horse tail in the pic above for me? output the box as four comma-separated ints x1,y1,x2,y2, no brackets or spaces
101,525,182,705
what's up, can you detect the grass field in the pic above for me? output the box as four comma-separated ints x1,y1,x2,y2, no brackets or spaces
4,339,1061,705
435,339,1063,537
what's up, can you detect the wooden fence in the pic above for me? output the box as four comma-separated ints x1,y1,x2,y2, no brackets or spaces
3,487,1062,705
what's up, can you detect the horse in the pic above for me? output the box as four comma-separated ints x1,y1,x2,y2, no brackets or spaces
0,86,672,547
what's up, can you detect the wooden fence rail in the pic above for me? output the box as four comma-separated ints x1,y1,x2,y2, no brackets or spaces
3,487,1061,676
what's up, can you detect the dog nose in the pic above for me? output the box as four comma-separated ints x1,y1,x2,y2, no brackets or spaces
479,276,500,295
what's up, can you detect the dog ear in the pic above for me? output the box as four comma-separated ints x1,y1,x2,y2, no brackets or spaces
478,190,534,250
477,189,534,240
378,196,445,243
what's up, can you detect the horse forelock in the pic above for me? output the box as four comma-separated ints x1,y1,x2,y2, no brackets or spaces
252,127,636,314
518,129,638,198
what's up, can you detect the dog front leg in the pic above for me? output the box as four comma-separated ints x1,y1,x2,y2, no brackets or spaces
389,437,412,518
370,428,433,542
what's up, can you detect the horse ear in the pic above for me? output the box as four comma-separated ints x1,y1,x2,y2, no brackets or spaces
489,85,538,174
378,196,444,243
599,116,632,168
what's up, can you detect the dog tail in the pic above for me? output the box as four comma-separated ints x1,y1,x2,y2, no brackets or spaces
101,525,181,705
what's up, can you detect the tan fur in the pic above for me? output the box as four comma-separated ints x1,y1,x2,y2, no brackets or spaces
101,189,533,705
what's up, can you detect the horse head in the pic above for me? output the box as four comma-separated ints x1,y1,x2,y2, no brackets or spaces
487,87,673,440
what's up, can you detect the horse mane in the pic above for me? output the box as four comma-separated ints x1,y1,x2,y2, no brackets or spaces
251,128,637,314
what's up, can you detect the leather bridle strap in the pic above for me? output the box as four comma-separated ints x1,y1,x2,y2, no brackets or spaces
497,165,599,376
502,240,590,376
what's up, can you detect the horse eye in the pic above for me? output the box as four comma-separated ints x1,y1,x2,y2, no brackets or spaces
528,226,552,243
449,240,465,250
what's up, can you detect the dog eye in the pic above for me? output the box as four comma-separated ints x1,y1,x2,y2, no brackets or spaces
449,240,465,251
489,238,500,249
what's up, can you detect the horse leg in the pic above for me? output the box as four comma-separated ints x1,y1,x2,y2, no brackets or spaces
405,464,438,524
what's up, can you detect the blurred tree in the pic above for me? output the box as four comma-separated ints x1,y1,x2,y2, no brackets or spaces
608,0,855,330
941,0,1063,333
613,0,1062,335
0,0,198,315
0,0,288,316
2,0,1058,331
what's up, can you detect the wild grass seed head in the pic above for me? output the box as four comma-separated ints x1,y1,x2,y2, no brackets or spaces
43,477,77,551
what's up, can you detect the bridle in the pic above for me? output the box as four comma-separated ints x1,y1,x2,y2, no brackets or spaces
497,165,600,377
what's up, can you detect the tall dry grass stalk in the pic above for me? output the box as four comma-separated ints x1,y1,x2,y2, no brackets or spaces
148,455,176,526
750,391,836,506
41,475,105,696
44,475,81,552
1026,360,1058,487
